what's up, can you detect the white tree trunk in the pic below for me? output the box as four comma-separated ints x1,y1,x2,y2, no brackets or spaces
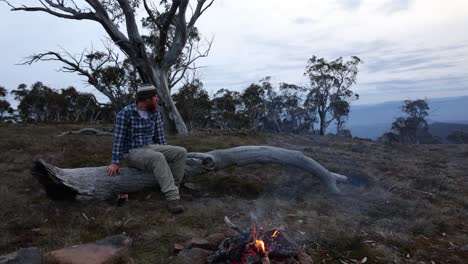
33,146,347,200
153,67,189,135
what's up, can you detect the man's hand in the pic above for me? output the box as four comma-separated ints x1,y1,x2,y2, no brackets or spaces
107,163,120,176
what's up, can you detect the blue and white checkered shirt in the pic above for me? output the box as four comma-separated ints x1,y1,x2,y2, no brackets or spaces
111,103,166,164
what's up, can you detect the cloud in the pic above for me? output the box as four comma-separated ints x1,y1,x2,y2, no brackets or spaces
362,42,468,76
365,56,434,74
337,0,362,11
392,62,454,73
379,0,413,14
356,76,468,104
357,76,468,104
2,0,468,106
292,17,318,25
364,76,468,92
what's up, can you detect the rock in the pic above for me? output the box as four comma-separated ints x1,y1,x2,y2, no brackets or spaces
45,234,132,264
460,244,468,252
183,238,215,250
174,243,185,253
183,182,203,191
224,228,239,238
206,233,226,247
177,248,211,264
0,247,42,264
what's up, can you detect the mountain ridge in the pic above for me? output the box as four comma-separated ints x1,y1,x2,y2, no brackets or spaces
346,95,468,139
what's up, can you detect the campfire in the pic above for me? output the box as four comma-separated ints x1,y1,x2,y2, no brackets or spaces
206,217,311,264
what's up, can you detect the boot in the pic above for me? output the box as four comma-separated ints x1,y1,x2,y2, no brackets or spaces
167,199,184,214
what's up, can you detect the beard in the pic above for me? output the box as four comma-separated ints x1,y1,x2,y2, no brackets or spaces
147,100,158,112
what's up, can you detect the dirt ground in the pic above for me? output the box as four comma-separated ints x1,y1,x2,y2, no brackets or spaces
0,123,467,263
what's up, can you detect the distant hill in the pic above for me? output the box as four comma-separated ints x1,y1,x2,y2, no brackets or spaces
346,96,468,139
429,122,468,141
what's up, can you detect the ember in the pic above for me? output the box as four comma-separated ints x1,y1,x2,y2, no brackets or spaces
271,230,280,239
206,217,310,264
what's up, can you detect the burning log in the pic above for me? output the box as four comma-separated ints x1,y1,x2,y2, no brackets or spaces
261,256,271,264
206,217,308,264
33,146,348,200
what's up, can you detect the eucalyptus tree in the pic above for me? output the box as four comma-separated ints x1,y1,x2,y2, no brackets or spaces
389,99,432,144
304,56,362,135
3,0,215,135
0,86,13,122
172,78,212,130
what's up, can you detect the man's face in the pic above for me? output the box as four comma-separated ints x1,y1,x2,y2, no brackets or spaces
146,95,159,112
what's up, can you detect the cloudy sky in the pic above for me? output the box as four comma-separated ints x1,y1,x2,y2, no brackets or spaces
1,0,468,105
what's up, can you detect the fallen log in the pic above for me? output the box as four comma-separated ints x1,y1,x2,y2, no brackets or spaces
56,128,113,137
33,146,347,200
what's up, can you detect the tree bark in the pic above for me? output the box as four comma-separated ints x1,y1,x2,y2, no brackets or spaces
319,111,326,135
33,146,347,201
152,67,189,135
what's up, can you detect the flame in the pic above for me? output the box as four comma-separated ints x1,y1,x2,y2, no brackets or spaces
255,239,266,253
271,230,280,238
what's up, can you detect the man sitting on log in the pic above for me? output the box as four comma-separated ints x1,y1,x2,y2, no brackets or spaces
106,84,186,214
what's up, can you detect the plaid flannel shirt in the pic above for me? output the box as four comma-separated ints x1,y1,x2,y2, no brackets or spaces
111,103,166,164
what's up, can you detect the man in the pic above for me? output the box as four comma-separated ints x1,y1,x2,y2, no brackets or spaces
107,84,186,214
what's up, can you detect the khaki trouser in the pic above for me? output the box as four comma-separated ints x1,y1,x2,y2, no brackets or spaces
127,145,187,201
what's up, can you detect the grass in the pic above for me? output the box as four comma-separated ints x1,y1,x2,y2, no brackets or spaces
0,123,467,263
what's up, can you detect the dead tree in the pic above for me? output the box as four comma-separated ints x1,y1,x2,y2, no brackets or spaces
21,45,137,113
56,128,113,137
3,0,216,135
33,146,347,200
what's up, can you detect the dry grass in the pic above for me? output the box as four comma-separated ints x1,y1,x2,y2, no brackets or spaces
0,123,467,263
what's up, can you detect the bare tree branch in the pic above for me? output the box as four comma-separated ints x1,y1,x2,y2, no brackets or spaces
156,0,181,64
2,0,135,58
2,0,95,20
199,0,214,17
143,0,159,28
0,0,14,9
20,48,118,103
43,0,82,15
116,0,141,43
169,36,213,88
188,0,213,29
163,0,214,68
84,0,135,57
163,0,189,67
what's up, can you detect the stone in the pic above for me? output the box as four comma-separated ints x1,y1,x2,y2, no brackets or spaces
177,248,211,264
183,182,203,191
224,228,239,238
206,233,226,247
45,234,132,264
174,243,185,253
183,238,215,250
0,247,42,264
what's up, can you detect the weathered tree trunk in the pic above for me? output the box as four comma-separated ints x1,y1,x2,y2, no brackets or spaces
268,111,282,133
33,146,347,201
153,67,188,135
319,111,326,136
